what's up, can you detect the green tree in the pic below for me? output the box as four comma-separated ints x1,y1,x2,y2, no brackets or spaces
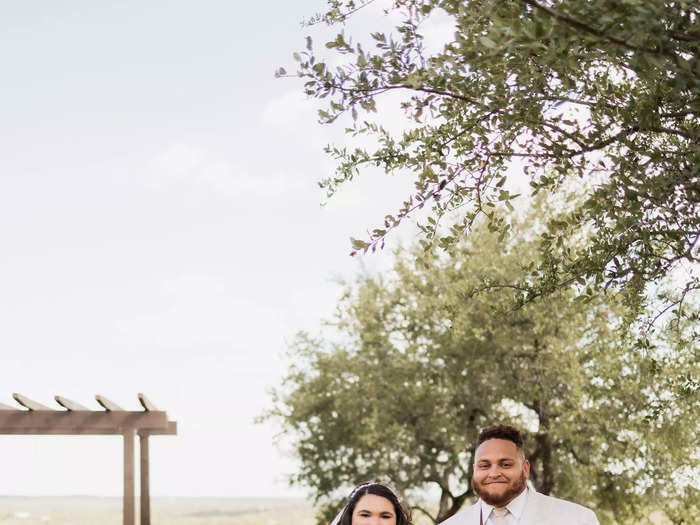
282,0,699,328
263,212,700,525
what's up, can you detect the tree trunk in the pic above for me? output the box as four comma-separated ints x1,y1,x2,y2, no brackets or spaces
533,432,555,495
435,442,476,523
435,488,471,524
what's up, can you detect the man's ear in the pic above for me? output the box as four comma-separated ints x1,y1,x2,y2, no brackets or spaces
523,459,531,479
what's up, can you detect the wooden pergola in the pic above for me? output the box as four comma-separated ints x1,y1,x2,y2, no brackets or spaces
0,393,177,525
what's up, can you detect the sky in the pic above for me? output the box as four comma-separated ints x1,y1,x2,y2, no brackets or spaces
0,0,425,498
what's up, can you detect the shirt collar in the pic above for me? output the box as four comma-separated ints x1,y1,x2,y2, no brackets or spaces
479,487,529,521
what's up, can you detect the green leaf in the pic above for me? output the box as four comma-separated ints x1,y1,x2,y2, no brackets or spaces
480,36,497,49
350,238,368,250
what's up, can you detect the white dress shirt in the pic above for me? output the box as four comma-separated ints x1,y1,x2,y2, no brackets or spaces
480,488,528,525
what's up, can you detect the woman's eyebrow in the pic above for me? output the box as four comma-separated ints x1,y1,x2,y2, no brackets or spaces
357,507,395,515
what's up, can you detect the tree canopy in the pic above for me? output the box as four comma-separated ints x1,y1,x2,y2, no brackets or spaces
282,0,699,329
263,209,700,525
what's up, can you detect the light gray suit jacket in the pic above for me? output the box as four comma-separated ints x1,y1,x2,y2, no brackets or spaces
438,491,599,525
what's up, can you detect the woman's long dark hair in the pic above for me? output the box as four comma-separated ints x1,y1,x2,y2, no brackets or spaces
336,482,412,525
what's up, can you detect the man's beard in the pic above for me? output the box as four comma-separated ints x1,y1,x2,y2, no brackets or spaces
471,470,527,507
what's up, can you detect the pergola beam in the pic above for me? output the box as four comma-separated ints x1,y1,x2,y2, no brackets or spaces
0,411,169,434
139,421,177,436
55,395,90,411
13,393,52,411
138,393,157,411
96,395,124,411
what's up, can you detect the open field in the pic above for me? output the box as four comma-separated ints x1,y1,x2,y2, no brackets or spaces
0,497,315,525
0,496,669,525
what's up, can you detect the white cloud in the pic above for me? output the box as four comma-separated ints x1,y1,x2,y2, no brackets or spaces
420,7,456,55
261,90,316,130
261,89,338,153
149,143,303,198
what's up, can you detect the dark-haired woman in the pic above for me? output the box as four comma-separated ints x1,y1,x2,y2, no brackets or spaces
330,482,413,525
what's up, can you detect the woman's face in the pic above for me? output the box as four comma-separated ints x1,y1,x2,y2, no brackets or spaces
351,494,397,525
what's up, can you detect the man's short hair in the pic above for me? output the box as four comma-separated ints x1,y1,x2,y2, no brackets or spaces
476,424,525,451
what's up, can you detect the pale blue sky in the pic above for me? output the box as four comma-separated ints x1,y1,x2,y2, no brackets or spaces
0,0,416,498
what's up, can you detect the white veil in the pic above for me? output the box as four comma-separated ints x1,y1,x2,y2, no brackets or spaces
329,508,345,525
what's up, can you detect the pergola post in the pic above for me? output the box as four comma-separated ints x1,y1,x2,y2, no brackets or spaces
139,432,151,525
123,428,135,525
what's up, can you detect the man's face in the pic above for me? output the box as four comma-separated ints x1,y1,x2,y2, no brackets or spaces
471,438,530,506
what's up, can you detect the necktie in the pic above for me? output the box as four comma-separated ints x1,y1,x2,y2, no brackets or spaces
493,507,509,525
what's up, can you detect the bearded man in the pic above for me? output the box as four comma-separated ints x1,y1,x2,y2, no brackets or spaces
439,425,599,525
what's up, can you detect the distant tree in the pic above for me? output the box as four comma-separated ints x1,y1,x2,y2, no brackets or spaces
263,208,700,525
281,0,699,331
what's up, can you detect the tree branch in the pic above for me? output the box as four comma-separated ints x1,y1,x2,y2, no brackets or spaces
412,504,438,524
520,0,678,57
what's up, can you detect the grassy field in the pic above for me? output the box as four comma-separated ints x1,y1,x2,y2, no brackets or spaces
0,497,315,525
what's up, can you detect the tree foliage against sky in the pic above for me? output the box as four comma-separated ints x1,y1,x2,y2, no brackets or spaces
264,208,700,525
282,0,699,328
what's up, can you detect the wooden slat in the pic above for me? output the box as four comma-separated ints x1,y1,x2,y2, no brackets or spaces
55,396,89,411
0,411,169,434
138,421,177,436
13,393,52,411
0,428,165,435
137,393,157,412
96,395,124,411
